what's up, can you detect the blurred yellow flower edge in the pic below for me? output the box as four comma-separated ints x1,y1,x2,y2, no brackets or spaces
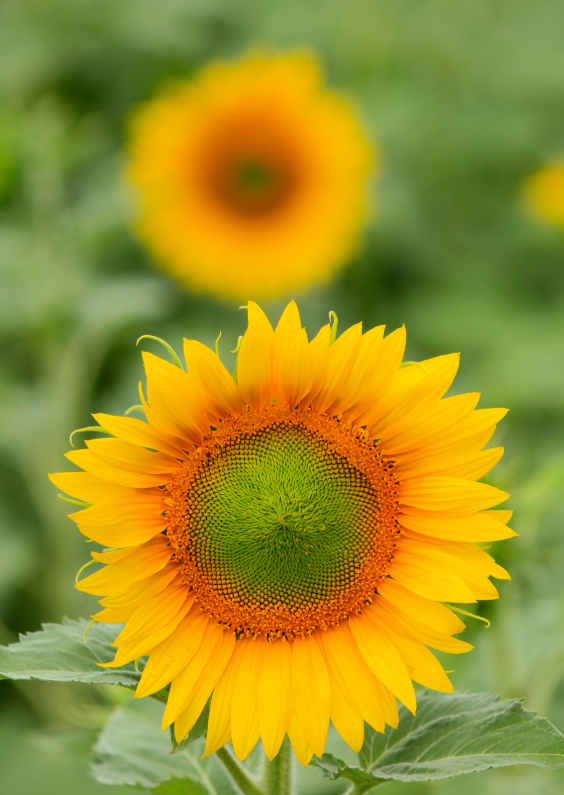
50,300,513,766
126,51,376,300
524,162,564,225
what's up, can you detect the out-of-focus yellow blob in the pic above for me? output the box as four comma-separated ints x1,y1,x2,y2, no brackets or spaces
524,162,564,225
126,50,376,300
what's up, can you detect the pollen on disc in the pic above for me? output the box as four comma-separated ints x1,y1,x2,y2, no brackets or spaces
166,405,400,639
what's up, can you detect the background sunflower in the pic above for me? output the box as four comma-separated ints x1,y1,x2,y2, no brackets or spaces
127,51,374,299
1,1,564,794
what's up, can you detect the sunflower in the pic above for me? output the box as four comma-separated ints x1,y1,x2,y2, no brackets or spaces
524,162,564,225
126,52,374,300
50,301,513,765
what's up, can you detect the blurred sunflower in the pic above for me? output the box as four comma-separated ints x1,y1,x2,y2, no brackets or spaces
524,162,564,225
51,301,513,765
127,52,375,300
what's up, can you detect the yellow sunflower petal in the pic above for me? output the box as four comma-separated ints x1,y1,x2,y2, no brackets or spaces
76,535,172,595
402,407,508,461
485,508,513,525
231,637,266,761
388,549,476,603
351,326,407,426
183,339,245,418
378,393,480,455
107,600,193,668
112,583,190,649
375,581,472,654
398,447,504,482
49,471,152,504
400,476,509,513
91,548,132,564
174,630,236,743
311,323,363,414
99,593,195,666
398,510,516,542
319,624,385,732
358,352,459,430
143,352,209,444
279,328,313,409
70,496,166,548
259,638,293,760
330,325,385,415
138,380,193,450
65,448,169,489
437,539,511,580
328,670,365,753
91,606,136,624
70,496,164,524
397,538,503,601
367,606,454,693
204,640,248,757
247,301,274,345
377,681,399,729
162,620,225,729
348,614,416,714
135,611,209,698
100,563,179,610
291,635,331,757
300,323,330,408
237,327,271,411
271,300,303,398
91,413,186,458
287,715,314,767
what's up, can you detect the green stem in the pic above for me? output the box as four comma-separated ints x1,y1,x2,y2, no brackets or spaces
262,737,293,795
215,747,265,795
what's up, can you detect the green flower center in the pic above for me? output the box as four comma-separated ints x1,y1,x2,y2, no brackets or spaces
167,407,400,639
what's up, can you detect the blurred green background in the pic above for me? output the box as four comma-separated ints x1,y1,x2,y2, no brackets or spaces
1,0,564,793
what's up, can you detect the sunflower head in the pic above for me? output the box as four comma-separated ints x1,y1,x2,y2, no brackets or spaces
524,162,564,225
127,51,375,299
51,301,513,765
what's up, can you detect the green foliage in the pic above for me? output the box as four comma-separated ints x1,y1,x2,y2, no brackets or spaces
312,692,564,786
91,699,207,793
10,621,564,791
1,0,564,793
0,618,139,687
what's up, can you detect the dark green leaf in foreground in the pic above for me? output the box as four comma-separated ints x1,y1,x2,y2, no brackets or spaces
311,691,564,786
92,697,207,793
0,618,140,687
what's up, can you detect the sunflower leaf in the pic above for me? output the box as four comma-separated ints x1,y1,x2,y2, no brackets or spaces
0,617,140,687
311,691,564,784
92,698,208,793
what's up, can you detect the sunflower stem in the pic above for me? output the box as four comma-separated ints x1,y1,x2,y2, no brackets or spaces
262,737,293,795
215,746,265,795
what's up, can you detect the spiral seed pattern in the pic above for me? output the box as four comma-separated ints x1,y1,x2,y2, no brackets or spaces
166,405,400,639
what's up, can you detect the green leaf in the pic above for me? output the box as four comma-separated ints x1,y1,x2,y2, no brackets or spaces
311,691,564,785
170,699,211,755
0,617,139,687
153,780,208,795
92,698,207,793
